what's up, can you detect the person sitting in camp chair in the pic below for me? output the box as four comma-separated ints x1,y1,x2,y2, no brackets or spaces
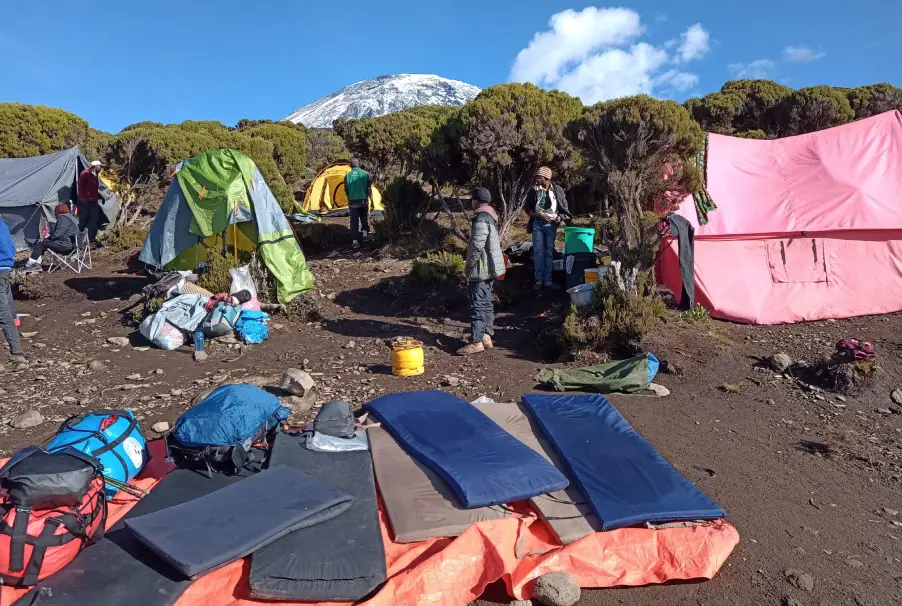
23,204,79,274
345,158,373,250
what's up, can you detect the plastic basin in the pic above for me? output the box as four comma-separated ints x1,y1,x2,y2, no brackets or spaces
567,283,595,307
564,227,595,254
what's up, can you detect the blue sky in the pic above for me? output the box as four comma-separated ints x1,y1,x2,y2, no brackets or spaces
2,0,900,133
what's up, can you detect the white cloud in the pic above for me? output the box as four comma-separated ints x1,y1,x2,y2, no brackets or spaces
728,59,775,79
783,45,826,62
510,7,643,85
509,7,709,104
676,23,710,62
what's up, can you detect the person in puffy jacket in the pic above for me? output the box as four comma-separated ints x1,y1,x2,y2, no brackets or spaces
457,187,505,356
0,217,25,364
23,204,79,273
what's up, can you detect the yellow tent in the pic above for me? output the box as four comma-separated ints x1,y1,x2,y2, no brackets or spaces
299,162,384,214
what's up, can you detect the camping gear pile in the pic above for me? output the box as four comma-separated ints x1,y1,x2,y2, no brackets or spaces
1,388,739,605
137,266,271,352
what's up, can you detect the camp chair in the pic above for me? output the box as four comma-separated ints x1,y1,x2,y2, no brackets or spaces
46,229,92,274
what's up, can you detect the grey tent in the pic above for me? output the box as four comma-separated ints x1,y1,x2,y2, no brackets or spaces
0,148,119,249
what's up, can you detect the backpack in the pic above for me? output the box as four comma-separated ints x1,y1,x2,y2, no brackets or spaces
46,409,148,498
0,447,107,587
202,301,241,338
166,384,290,476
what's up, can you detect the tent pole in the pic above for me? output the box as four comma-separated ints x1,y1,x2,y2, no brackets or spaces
232,199,238,266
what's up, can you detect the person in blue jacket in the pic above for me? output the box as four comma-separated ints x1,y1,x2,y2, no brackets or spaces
0,218,25,364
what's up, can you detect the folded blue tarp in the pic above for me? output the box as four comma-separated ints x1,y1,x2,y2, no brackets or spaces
126,465,353,579
365,391,568,508
521,394,725,530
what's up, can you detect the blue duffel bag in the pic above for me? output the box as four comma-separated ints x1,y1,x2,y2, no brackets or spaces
47,409,148,497
167,384,290,476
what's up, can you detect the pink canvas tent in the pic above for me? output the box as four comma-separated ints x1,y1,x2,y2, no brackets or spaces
658,110,902,324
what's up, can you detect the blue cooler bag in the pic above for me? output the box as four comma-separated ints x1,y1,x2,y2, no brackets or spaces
46,409,148,497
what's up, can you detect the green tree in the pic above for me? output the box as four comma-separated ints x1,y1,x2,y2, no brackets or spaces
720,80,792,135
238,121,307,190
567,95,703,293
303,127,349,185
456,83,583,240
776,85,855,135
847,83,902,119
0,103,93,158
684,92,743,134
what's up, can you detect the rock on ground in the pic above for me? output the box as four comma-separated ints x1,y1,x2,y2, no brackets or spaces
510,601,533,606
647,383,671,397
770,353,793,373
783,597,805,606
280,369,316,397
151,421,170,433
891,389,902,406
107,337,131,347
11,410,44,429
784,569,815,593
88,360,107,371
532,572,580,606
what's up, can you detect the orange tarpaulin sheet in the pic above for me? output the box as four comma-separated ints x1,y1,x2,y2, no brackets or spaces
1,443,739,606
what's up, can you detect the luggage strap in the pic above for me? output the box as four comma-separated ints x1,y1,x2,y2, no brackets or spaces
49,410,141,484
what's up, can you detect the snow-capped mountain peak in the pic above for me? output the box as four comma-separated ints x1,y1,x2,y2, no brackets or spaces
283,74,481,128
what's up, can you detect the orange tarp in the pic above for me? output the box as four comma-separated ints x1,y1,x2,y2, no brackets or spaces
1,443,739,606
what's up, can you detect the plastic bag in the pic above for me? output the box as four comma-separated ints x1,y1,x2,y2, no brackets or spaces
139,316,186,351
229,266,261,311
306,430,369,453
235,310,269,344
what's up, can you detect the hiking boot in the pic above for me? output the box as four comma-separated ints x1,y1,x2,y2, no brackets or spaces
456,342,485,356
544,282,560,291
533,282,543,290
8,355,27,365
352,240,361,250
193,351,208,363
482,335,494,349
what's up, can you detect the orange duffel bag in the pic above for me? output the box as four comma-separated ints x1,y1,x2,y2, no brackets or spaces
0,446,107,587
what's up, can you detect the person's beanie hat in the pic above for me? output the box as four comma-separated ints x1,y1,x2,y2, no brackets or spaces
536,166,553,180
472,187,492,204
350,158,361,168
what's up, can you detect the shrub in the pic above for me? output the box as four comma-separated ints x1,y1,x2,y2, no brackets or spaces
682,303,711,324
196,248,235,294
410,251,465,283
297,222,345,253
97,224,148,252
381,176,430,238
595,271,666,355
288,293,325,322
130,296,163,326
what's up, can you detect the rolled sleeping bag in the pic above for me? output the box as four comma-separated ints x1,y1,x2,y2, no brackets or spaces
47,410,148,497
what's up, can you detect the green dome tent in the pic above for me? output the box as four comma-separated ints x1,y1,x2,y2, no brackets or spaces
139,149,314,303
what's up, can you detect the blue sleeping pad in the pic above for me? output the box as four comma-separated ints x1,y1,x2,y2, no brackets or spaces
47,409,147,497
521,394,725,530
365,390,568,508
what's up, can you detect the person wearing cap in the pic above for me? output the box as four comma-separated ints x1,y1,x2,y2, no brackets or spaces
0,216,25,365
458,187,506,356
524,166,571,290
77,160,104,244
344,158,373,250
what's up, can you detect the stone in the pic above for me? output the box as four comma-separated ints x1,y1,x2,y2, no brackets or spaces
845,556,865,568
532,572,580,606
883,507,899,517
510,601,533,606
151,421,170,433
127,373,143,381
784,569,814,593
281,395,315,414
770,353,793,373
154,368,164,375
647,383,671,397
280,369,316,397
345,340,356,349
107,337,131,347
442,375,460,388
877,408,893,415
170,389,185,397
892,390,902,406
11,409,43,429
62,396,77,403
782,597,805,606
132,346,150,352
33,343,46,349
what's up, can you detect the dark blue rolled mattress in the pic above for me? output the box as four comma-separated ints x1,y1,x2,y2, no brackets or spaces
521,394,725,530
365,390,568,508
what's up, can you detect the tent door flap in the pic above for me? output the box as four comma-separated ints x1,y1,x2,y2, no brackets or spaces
767,238,828,283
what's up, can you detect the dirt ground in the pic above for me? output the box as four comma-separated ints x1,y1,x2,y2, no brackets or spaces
1,243,900,606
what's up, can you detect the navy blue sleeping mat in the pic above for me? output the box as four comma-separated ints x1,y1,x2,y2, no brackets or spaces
248,431,387,601
365,390,568,508
16,468,251,606
521,394,725,531
125,465,353,579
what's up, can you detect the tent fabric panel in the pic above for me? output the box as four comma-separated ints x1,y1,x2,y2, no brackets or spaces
140,179,201,269
248,168,314,302
0,148,78,207
1,204,43,249
176,149,255,237
660,233,902,324
675,110,902,237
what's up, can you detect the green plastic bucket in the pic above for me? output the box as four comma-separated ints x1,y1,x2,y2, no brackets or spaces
564,227,595,254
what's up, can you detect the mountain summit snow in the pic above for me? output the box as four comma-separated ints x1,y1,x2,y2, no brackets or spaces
283,74,481,128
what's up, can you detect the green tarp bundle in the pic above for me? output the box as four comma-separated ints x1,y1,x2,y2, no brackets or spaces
535,353,660,394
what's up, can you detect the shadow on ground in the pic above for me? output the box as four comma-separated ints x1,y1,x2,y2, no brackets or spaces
65,276,150,301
